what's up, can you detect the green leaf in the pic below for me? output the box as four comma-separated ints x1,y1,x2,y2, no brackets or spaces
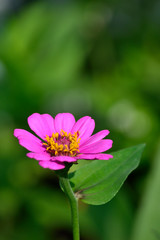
69,144,145,205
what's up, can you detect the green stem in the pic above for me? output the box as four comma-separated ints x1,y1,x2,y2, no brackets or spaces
59,172,80,240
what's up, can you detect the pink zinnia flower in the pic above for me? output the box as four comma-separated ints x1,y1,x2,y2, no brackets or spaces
14,113,113,170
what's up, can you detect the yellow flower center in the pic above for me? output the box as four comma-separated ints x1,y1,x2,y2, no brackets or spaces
43,130,81,157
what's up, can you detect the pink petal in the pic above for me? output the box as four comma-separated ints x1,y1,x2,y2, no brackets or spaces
39,160,65,170
28,113,55,140
51,156,77,162
71,116,95,144
54,113,75,134
27,152,77,162
80,139,113,153
14,129,44,152
76,153,113,160
80,130,110,147
27,152,51,161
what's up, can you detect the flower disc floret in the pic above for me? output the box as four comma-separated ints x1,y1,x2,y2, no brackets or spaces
43,130,80,157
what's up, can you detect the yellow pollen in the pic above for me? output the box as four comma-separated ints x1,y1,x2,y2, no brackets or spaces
43,130,80,157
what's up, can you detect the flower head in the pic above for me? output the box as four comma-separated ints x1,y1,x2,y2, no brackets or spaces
14,113,113,170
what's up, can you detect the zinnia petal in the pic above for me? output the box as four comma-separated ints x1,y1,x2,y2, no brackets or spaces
27,152,51,161
71,116,95,144
76,153,113,160
80,139,113,153
28,113,55,140
14,129,44,152
50,156,77,162
54,113,75,134
39,160,65,170
80,130,110,147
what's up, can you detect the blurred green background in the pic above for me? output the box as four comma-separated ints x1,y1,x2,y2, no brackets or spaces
0,0,160,239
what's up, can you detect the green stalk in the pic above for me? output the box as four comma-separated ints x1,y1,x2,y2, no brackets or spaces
58,169,80,240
